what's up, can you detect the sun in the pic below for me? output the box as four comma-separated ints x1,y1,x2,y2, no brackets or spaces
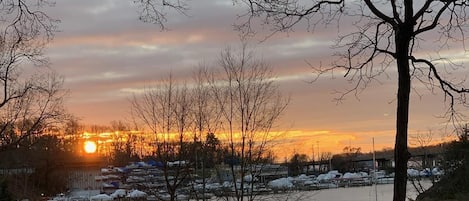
84,141,97,154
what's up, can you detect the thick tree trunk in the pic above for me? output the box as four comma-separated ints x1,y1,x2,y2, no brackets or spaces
393,23,412,201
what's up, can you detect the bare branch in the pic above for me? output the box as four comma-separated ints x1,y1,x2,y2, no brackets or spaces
0,1,64,151
414,1,452,36
235,1,469,200
134,0,189,30
363,0,396,26
410,56,469,114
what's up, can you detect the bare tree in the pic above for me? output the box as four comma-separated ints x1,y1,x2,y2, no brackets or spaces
189,66,223,200
109,120,141,166
410,130,434,169
341,146,362,172
320,151,333,172
0,72,66,151
209,44,289,201
131,75,193,201
62,116,83,154
0,0,63,151
236,1,469,200
288,153,309,176
408,130,436,195
130,43,288,200
191,66,221,142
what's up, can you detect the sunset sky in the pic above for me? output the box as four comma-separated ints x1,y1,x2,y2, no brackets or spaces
41,0,465,157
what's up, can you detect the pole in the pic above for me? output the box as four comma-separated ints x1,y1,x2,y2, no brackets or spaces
312,144,315,162
317,141,320,171
373,137,378,201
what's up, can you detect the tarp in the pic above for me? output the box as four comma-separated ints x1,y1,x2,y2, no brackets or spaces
147,160,163,168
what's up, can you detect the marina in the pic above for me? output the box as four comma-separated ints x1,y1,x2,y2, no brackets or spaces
53,182,430,201
49,161,436,201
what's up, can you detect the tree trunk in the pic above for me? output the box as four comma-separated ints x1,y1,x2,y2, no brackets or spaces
393,23,412,201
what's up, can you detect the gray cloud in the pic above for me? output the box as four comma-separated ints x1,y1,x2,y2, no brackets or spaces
37,0,466,153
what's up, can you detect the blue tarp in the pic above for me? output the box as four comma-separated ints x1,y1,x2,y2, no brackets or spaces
147,160,163,168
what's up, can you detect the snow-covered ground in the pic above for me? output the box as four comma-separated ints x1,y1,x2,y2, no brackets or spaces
209,181,431,201
55,181,431,201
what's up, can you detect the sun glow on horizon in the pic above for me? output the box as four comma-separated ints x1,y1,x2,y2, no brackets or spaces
84,141,97,154
76,129,410,160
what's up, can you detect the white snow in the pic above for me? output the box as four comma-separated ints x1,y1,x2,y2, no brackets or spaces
127,189,147,198
110,189,126,198
343,172,360,179
89,194,112,201
407,168,420,177
243,174,255,182
268,177,293,189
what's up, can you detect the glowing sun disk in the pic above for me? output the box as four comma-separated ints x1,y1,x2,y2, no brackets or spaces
84,141,97,154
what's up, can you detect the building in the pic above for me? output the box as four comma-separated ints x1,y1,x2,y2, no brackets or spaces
64,155,107,190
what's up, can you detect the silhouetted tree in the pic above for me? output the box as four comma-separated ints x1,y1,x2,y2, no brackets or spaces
131,75,193,201
209,44,289,201
109,121,141,166
0,0,64,152
236,1,469,200
61,117,83,153
342,146,362,171
331,154,348,173
416,127,469,201
410,130,435,169
0,134,73,200
203,133,223,168
288,153,308,176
